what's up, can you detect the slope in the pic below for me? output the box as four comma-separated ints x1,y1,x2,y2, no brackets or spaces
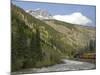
11,4,62,72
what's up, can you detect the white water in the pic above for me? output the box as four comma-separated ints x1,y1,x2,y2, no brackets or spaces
12,59,96,74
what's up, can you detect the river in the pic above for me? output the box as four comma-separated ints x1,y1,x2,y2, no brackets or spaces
12,59,96,74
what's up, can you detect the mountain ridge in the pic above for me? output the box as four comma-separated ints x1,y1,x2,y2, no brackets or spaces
26,8,95,27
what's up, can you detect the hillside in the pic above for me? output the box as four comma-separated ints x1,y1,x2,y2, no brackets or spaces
44,19,95,52
11,4,96,72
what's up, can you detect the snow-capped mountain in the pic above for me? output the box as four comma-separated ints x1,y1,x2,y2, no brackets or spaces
26,8,53,20
26,8,93,26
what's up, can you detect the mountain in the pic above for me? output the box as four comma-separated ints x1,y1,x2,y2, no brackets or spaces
11,4,62,72
47,19,95,48
11,4,96,72
26,8,53,20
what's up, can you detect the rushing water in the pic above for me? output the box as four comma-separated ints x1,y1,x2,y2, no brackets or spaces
12,59,96,74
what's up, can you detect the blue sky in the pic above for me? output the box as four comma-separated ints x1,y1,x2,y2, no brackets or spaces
12,0,96,26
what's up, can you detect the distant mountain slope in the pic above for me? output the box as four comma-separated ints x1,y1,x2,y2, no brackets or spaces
43,20,95,52
11,4,96,72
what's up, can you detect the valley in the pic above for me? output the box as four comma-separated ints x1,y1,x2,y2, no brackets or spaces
11,3,96,73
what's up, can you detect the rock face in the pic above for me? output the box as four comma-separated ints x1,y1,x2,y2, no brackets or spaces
11,4,96,72
26,8,53,20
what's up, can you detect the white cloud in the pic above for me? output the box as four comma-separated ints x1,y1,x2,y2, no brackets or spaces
53,12,92,26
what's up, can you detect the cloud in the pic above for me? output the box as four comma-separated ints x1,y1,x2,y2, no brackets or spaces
53,12,92,26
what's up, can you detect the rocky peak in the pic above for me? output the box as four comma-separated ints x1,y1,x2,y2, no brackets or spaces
26,8,53,20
